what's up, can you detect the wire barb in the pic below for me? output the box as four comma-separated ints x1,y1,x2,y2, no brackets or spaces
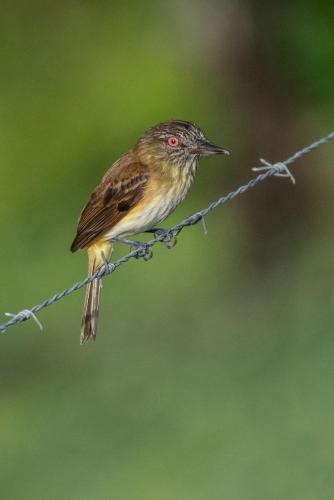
252,158,296,184
4,310,43,332
0,130,333,335
201,216,208,235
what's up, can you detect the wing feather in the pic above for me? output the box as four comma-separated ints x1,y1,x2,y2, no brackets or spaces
71,153,149,251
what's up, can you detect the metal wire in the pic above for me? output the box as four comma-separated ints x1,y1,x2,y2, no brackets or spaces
1,130,333,334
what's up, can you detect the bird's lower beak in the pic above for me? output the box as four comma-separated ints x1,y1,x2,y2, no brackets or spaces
192,140,230,156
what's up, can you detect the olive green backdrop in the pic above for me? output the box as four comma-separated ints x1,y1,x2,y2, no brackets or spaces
1,1,334,499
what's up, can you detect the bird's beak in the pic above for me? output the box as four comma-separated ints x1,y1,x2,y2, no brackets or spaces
192,140,230,156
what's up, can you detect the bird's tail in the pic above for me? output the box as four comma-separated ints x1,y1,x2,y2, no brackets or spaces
80,241,112,344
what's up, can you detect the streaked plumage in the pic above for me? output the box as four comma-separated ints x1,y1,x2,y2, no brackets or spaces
71,119,229,344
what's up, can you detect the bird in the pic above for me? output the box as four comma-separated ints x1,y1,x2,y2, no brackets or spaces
71,120,229,344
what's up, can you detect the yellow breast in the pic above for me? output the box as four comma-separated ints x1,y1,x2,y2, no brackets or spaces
109,158,197,238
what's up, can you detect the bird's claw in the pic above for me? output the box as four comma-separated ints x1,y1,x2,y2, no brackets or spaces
136,244,153,261
148,228,178,249
112,228,177,256
111,237,153,261
100,250,114,276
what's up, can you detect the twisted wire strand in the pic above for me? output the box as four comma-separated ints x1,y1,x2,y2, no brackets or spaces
1,130,333,334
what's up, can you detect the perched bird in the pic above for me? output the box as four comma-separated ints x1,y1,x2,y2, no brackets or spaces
71,120,229,344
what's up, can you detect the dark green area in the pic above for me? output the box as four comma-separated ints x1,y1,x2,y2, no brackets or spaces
1,1,334,498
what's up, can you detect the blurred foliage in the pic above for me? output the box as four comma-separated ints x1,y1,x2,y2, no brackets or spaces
1,1,334,499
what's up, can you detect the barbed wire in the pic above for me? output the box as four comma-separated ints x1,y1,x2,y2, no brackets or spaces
1,130,334,335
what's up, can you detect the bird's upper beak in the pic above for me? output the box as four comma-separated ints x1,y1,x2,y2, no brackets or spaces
192,140,230,156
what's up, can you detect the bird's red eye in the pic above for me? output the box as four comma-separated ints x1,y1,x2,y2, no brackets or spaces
167,136,179,147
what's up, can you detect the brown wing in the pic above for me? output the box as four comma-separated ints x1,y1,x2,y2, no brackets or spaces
70,152,149,252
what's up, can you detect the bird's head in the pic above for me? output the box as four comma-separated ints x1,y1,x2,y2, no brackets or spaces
134,120,229,168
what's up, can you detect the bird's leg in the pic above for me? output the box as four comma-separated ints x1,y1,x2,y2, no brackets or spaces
99,249,114,283
145,227,178,249
111,237,153,261
111,236,144,248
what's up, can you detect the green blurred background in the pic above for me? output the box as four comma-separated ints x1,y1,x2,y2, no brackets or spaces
1,1,334,498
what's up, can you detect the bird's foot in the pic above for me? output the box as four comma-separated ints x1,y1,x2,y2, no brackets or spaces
99,249,114,277
145,227,177,249
111,237,153,261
